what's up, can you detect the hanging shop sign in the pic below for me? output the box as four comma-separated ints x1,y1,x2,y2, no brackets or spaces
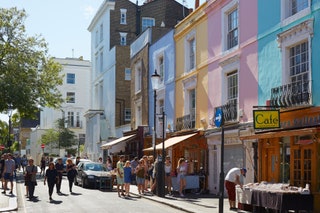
253,110,280,129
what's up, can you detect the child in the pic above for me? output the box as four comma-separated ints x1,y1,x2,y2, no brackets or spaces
123,160,132,197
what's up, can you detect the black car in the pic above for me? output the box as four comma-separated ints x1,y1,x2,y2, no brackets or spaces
75,162,111,188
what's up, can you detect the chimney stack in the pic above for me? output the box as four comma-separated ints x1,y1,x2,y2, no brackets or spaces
195,0,199,9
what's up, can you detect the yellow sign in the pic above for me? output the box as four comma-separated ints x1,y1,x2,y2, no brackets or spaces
253,110,280,129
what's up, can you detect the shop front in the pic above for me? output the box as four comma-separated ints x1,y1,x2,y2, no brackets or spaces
240,106,320,212
143,130,208,193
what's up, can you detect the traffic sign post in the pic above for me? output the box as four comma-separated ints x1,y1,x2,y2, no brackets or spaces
215,108,225,213
41,144,45,153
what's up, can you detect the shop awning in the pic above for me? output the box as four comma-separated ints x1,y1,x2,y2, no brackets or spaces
239,127,319,140
143,133,197,151
100,134,135,150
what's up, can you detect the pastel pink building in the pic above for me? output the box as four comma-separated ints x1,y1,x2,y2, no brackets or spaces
204,0,258,194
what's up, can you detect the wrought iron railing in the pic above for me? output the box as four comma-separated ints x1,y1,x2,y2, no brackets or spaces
270,80,311,107
175,109,195,131
214,100,238,125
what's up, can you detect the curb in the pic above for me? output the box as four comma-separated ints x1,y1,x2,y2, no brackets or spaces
129,192,195,213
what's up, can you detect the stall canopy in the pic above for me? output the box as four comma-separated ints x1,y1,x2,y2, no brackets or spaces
100,134,135,150
143,133,197,151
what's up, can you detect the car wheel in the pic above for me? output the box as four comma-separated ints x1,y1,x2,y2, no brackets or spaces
82,177,88,188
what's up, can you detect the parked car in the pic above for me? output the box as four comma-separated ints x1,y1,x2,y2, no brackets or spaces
75,161,111,188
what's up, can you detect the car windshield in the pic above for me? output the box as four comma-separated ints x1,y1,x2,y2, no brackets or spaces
84,163,106,171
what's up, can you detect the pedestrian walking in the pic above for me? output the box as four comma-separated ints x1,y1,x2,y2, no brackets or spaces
123,160,132,197
40,156,46,177
116,155,125,197
225,167,247,211
165,156,172,195
55,158,64,194
25,158,38,200
135,159,145,195
0,154,7,189
66,158,77,193
44,162,58,201
177,158,187,197
21,155,28,173
2,153,15,195
130,157,138,184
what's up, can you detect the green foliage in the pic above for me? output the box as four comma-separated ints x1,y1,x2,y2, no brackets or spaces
0,7,64,118
40,129,59,148
39,118,77,151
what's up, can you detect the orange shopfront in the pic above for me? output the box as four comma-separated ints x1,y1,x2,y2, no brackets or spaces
241,107,320,211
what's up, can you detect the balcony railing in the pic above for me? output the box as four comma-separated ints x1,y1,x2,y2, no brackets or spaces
270,80,311,107
175,109,195,131
214,100,238,125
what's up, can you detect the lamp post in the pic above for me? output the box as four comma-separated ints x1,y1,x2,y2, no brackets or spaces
151,70,160,160
7,104,13,153
151,69,166,197
157,110,166,197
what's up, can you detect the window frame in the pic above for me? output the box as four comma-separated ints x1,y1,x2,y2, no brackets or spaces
66,73,75,84
124,108,131,121
281,0,310,26
66,92,75,103
134,61,142,93
120,32,127,46
120,9,127,25
125,68,131,81
221,0,239,52
184,30,196,73
142,17,155,32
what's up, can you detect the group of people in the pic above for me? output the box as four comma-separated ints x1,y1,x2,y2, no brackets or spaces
111,155,189,198
23,156,78,201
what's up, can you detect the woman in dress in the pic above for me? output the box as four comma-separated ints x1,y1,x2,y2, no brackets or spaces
123,160,132,197
177,158,187,197
135,159,145,195
66,158,77,193
165,156,172,195
44,162,58,201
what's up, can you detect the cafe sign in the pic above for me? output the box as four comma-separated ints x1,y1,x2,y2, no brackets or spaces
253,110,280,129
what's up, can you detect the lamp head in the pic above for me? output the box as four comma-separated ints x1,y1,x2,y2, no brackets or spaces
151,70,160,90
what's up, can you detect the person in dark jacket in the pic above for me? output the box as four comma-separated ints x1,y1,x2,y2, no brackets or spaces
66,158,77,193
44,162,58,201
55,158,64,194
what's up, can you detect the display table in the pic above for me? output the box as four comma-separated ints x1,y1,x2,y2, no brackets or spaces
172,175,199,191
236,186,253,211
251,190,313,212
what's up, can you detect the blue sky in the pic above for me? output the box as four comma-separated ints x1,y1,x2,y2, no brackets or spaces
2,0,202,60
1,0,203,121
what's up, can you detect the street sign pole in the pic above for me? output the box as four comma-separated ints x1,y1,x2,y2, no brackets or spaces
214,108,225,213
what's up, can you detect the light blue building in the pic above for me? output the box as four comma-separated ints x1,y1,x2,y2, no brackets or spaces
149,30,175,146
252,1,320,210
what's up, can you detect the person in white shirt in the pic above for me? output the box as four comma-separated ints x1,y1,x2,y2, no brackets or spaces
224,167,247,211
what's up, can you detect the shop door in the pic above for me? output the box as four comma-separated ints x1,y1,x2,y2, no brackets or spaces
292,147,312,187
266,148,278,182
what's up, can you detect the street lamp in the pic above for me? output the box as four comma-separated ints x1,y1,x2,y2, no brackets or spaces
155,110,166,197
151,70,160,160
7,104,13,153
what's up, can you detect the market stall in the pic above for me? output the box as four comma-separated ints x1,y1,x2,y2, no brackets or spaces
236,182,313,212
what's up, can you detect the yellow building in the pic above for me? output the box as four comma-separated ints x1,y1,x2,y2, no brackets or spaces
171,2,209,185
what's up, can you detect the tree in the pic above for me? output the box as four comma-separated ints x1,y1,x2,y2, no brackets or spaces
0,7,63,118
39,118,77,152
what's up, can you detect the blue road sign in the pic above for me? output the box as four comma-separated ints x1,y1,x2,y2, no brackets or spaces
214,108,223,127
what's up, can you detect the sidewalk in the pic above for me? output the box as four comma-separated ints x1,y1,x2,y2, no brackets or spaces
129,186,250,213
0,176,18,212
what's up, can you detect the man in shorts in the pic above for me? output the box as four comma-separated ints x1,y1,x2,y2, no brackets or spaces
225,167,247,211
2,153,16,194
